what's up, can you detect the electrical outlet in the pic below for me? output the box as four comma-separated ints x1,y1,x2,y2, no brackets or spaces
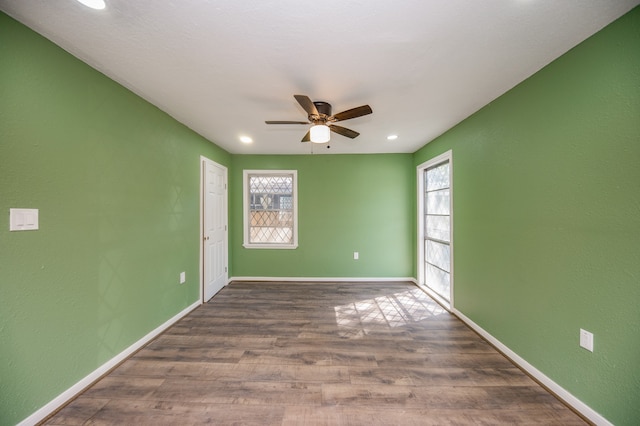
179,272,186,284
353,251,359,260
580,329,594,352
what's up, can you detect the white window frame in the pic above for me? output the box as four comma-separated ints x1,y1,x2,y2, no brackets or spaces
417,150,454,309
243,169,298,249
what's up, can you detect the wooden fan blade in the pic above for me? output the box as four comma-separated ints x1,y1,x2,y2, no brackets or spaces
294,95,319,116
265,121,309,124
331,105,372,122
330,125,359,139
301,130,311,142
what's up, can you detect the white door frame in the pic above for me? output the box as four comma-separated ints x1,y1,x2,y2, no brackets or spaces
417,149,454,310
199,156,228,303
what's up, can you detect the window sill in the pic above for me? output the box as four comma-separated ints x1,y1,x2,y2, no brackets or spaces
243,243,298,250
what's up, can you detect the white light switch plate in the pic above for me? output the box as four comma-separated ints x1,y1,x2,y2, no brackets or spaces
10,208,39,231
580,329,594,352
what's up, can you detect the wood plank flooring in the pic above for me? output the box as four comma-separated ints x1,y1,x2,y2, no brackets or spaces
45,281,586,425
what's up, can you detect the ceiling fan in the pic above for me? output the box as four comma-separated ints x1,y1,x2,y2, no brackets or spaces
265,95,372,143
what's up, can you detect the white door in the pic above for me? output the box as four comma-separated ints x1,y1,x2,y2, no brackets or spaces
202,158,227,302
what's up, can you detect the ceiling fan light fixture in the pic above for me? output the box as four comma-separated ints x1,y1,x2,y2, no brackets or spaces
310,124,330,143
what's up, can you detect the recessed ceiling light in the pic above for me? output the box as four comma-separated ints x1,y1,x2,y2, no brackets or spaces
240,136,253,144
387,134,398,140
76,0,106,10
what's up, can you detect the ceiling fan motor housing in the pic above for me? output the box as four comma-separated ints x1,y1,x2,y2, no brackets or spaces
312,101,332,122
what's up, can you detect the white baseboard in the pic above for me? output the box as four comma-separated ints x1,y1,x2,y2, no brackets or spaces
229,276,418,284
18,300,201,426
451,308,612,426
24,286,605,425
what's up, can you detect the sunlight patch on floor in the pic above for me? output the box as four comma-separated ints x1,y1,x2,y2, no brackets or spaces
334,289,446,338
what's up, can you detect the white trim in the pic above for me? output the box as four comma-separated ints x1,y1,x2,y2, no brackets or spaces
199,156,205,303
243,169,298,249
18,300,200,426
416,150,454,309
19,276,609,426
451,307,612,426
230,276,418,283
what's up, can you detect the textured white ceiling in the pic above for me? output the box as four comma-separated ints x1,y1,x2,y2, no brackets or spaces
2,0,638,154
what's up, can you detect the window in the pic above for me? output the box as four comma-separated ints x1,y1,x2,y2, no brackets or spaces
243,170,298,249
417,150,453,308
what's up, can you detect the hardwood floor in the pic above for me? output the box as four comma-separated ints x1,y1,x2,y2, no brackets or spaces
45,282,586,425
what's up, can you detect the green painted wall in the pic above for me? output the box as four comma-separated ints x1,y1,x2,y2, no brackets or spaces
0,13,230,425
414,8,640,425
4,5,639,425
229,154,414,278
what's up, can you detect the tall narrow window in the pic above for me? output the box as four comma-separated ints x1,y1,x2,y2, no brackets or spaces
418,151,453,307
243,170,298,249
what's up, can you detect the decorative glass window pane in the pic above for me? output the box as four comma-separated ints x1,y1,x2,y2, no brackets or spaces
425,240,450,273
425,215,450,242
425,189,450,215
244,171,298,248
425,263,450,300
426,163,449,191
